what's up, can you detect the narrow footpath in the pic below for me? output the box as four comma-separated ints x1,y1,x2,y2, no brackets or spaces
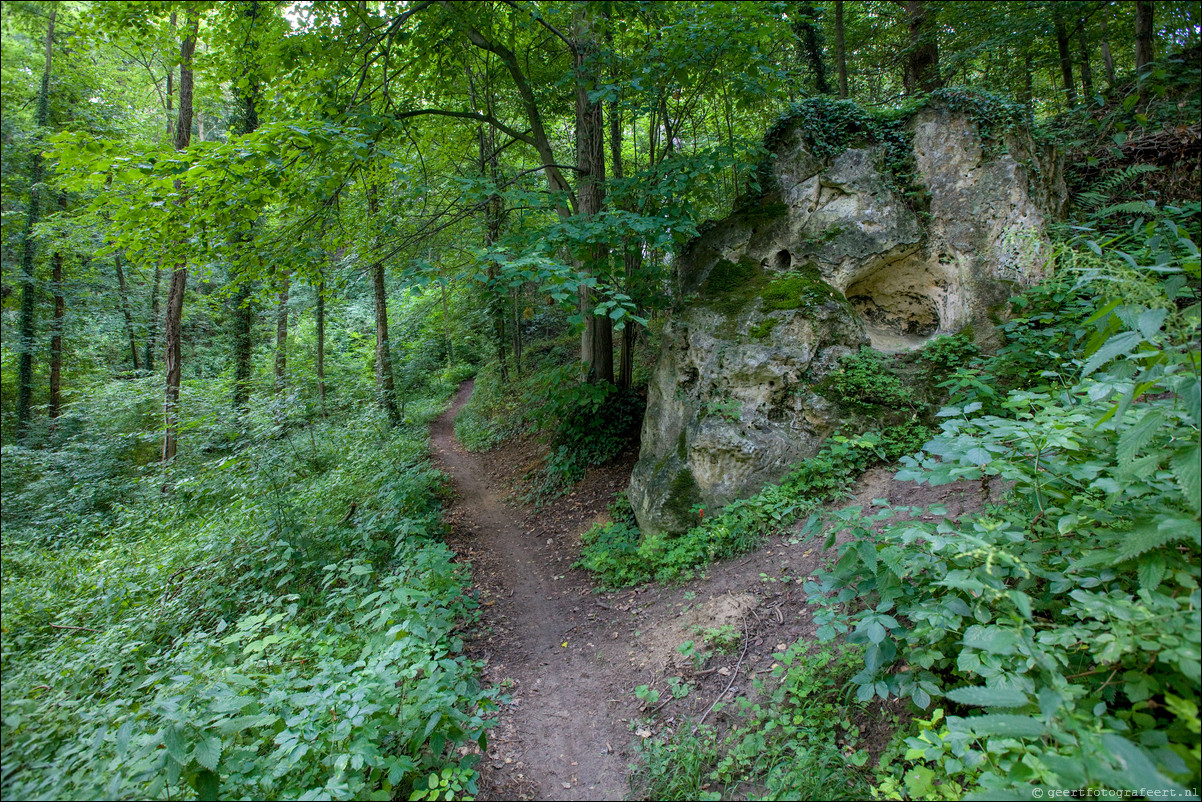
430,381,632,801
429,382,952,800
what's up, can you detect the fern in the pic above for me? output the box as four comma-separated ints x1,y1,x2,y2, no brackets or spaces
1075,163,1161,210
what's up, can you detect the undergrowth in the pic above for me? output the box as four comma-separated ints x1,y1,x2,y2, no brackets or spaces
1,388,492,801
803,233,1201,798
578,427,923,588
630,648,874,801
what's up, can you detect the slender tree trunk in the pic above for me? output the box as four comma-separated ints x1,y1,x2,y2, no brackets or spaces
1100,12,1116,86
372,259,401,426
1055,11,1078,107
165,11,175,142
367,185,401,426
16,6,56,437
1077,17,1094,98
1134,0,1154,72
439,278,453,368
904,1,940,94
511,289,523,377
835,0,848,98
145,265,161,371
609,90,639,391
232,283,254,408
791,2,829,95
49,195,66,419
316,267,327,416
469,69,508,381
1020,50,1035,109
162,13,198,465
273,273,289,393
231,0,261,409
114,253,140,372
575,5,613,385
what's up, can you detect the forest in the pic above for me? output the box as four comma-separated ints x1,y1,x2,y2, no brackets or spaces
1,1,1199,800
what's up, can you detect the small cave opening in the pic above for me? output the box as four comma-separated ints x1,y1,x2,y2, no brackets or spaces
845,266,942,352
774,250,792,271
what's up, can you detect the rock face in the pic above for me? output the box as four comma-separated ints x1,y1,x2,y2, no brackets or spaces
630,98,1064,537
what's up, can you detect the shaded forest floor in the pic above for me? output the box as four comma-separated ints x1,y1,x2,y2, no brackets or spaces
431,381,1001,801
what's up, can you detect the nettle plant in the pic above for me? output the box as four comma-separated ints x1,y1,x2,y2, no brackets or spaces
804,244,1201,797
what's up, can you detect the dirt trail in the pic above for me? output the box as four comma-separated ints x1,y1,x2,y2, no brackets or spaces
431,381,631,801
431,381,999,800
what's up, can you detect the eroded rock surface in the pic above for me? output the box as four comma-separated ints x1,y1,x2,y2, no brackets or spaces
631,98,1064,537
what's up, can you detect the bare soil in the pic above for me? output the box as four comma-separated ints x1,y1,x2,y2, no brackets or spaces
431,381,999,801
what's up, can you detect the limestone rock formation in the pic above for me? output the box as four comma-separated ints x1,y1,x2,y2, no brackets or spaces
630,97,1064,537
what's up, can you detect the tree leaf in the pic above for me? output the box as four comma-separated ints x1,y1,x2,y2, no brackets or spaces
1081,331,1142,377
957,713,1045,738
195,735,222,771
1171,444,1201,514
944,686,1029,708
1117,409,1164,465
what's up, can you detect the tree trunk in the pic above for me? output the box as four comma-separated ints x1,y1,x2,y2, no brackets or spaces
16,5,56,438
165,11,175,142
49,195,66,420
904,1,940,94
835,0,848,98
316,267,327,416
609,89,640,391
470,69,508,381
440,278,453,368
1077,17,1094,98
791,2,829,95
574,5,613,385
1100,11,1116,86
145,264,161,371
273,274,289,393
367,185,401,426
372,259,401,426
231,0,262,409
232,282,254,408
162,13,198,465
1134,0,1154,72
114,253,140,372
1055,11,1078,107
511,290,523,377
1020,50,1035,108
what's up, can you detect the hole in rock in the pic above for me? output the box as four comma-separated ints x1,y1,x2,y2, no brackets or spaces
774,250,792,271
845,267,941,353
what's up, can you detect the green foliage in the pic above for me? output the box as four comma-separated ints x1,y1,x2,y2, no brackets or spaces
526,368,644,501
579,431,901,588
631,648,873,801
924,87,1027,148
804,238,1202,799
1,388,492,801
915,333,980,374
829,348,913,413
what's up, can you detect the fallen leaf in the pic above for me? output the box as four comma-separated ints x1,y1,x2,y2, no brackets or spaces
636,727,653,738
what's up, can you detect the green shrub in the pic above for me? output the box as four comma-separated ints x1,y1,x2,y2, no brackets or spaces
829,348,912,412
631,647,874,801
915,333,980,373
578,432,891,588
805,242,1201,799
527,369,645,500
1,394,493,801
